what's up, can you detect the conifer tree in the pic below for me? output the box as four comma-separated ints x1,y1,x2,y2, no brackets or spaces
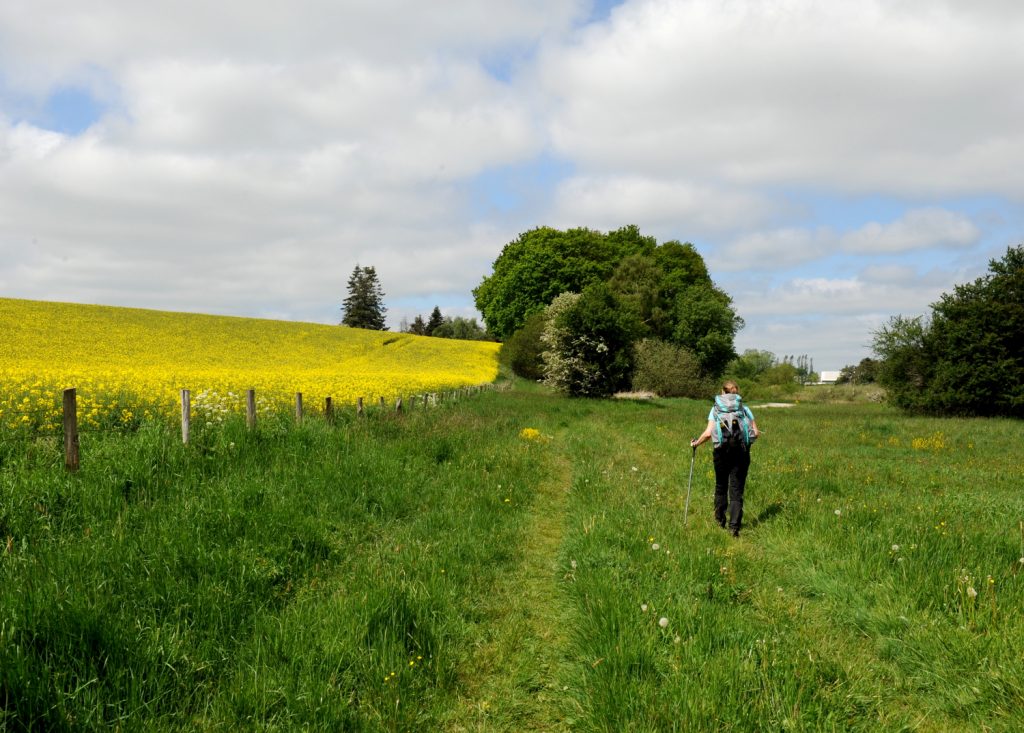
341,265,387,330
425,306,444,336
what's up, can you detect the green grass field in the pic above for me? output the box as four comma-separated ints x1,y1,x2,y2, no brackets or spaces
2,385,1022,731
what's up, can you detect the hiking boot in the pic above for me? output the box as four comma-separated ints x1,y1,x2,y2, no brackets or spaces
731,529,740,538
715,514,726,529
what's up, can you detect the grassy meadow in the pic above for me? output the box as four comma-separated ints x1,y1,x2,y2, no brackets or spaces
2,380,1023,731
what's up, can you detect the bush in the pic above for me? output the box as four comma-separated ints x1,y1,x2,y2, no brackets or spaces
631,339,713,398
541,285,638,397
500,311,547,381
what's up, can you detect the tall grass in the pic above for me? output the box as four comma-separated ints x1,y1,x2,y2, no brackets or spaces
2,389,1022,731
1,402,548,730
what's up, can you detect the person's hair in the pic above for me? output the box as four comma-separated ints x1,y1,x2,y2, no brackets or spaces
722,380,739,394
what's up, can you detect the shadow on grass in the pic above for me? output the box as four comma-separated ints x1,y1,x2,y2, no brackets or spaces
748,502,784,528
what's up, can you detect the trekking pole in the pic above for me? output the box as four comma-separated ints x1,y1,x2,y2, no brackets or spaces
683,439,697,526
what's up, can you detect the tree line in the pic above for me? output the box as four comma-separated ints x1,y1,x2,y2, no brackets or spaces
400,306,493,341
340,237,1022,416
339,266,493,341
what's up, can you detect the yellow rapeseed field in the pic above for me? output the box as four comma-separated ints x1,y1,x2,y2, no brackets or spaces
0,298,500,432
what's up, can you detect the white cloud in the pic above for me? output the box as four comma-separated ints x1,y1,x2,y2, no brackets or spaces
539,0,1024,198
711,207,980,271
549,175,780,238
715,227,835,271
0,1,587,92
840,208,979,254
114,58,540,176
736,273,945,318
2,120,65,158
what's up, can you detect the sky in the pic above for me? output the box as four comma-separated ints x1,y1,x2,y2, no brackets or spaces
1,0,1022,371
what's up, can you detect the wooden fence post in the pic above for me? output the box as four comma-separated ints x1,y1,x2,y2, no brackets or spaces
63,388,79,472
379,396,385,410
295,392,303,424
357,397,364,417
180,388,191,444
396,396,403,413
246,389,257,430
325,396,334,424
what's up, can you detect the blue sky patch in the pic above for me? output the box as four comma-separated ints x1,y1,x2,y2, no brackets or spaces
41,87,104,134
465,154,575,220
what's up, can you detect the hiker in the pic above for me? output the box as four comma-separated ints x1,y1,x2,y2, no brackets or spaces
690,380,759,537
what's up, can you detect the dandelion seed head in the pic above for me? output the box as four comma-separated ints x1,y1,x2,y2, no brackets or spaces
967,586,978,599
658,617,669,628
834,509,842,517
641,603,648,612
891,544,900,552
651,543,660,551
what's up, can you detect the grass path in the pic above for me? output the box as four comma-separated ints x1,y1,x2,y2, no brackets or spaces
444,404,580,732
444,394,700,731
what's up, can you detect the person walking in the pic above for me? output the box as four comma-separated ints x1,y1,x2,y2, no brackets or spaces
690,380,759,537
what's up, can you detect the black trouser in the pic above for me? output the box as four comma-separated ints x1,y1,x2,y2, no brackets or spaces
713,444,751,532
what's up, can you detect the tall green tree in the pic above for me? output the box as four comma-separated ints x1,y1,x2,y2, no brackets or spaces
653,240,711,304
873,244,1024,416
671,283,744,378
476,223,741,394
341,265,387,330
607,254,670,339
873,315,936,412
473,226,653,339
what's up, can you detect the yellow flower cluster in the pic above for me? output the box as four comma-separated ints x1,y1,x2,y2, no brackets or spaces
911,431,948,452
519,427,542,441
1,298,500,432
